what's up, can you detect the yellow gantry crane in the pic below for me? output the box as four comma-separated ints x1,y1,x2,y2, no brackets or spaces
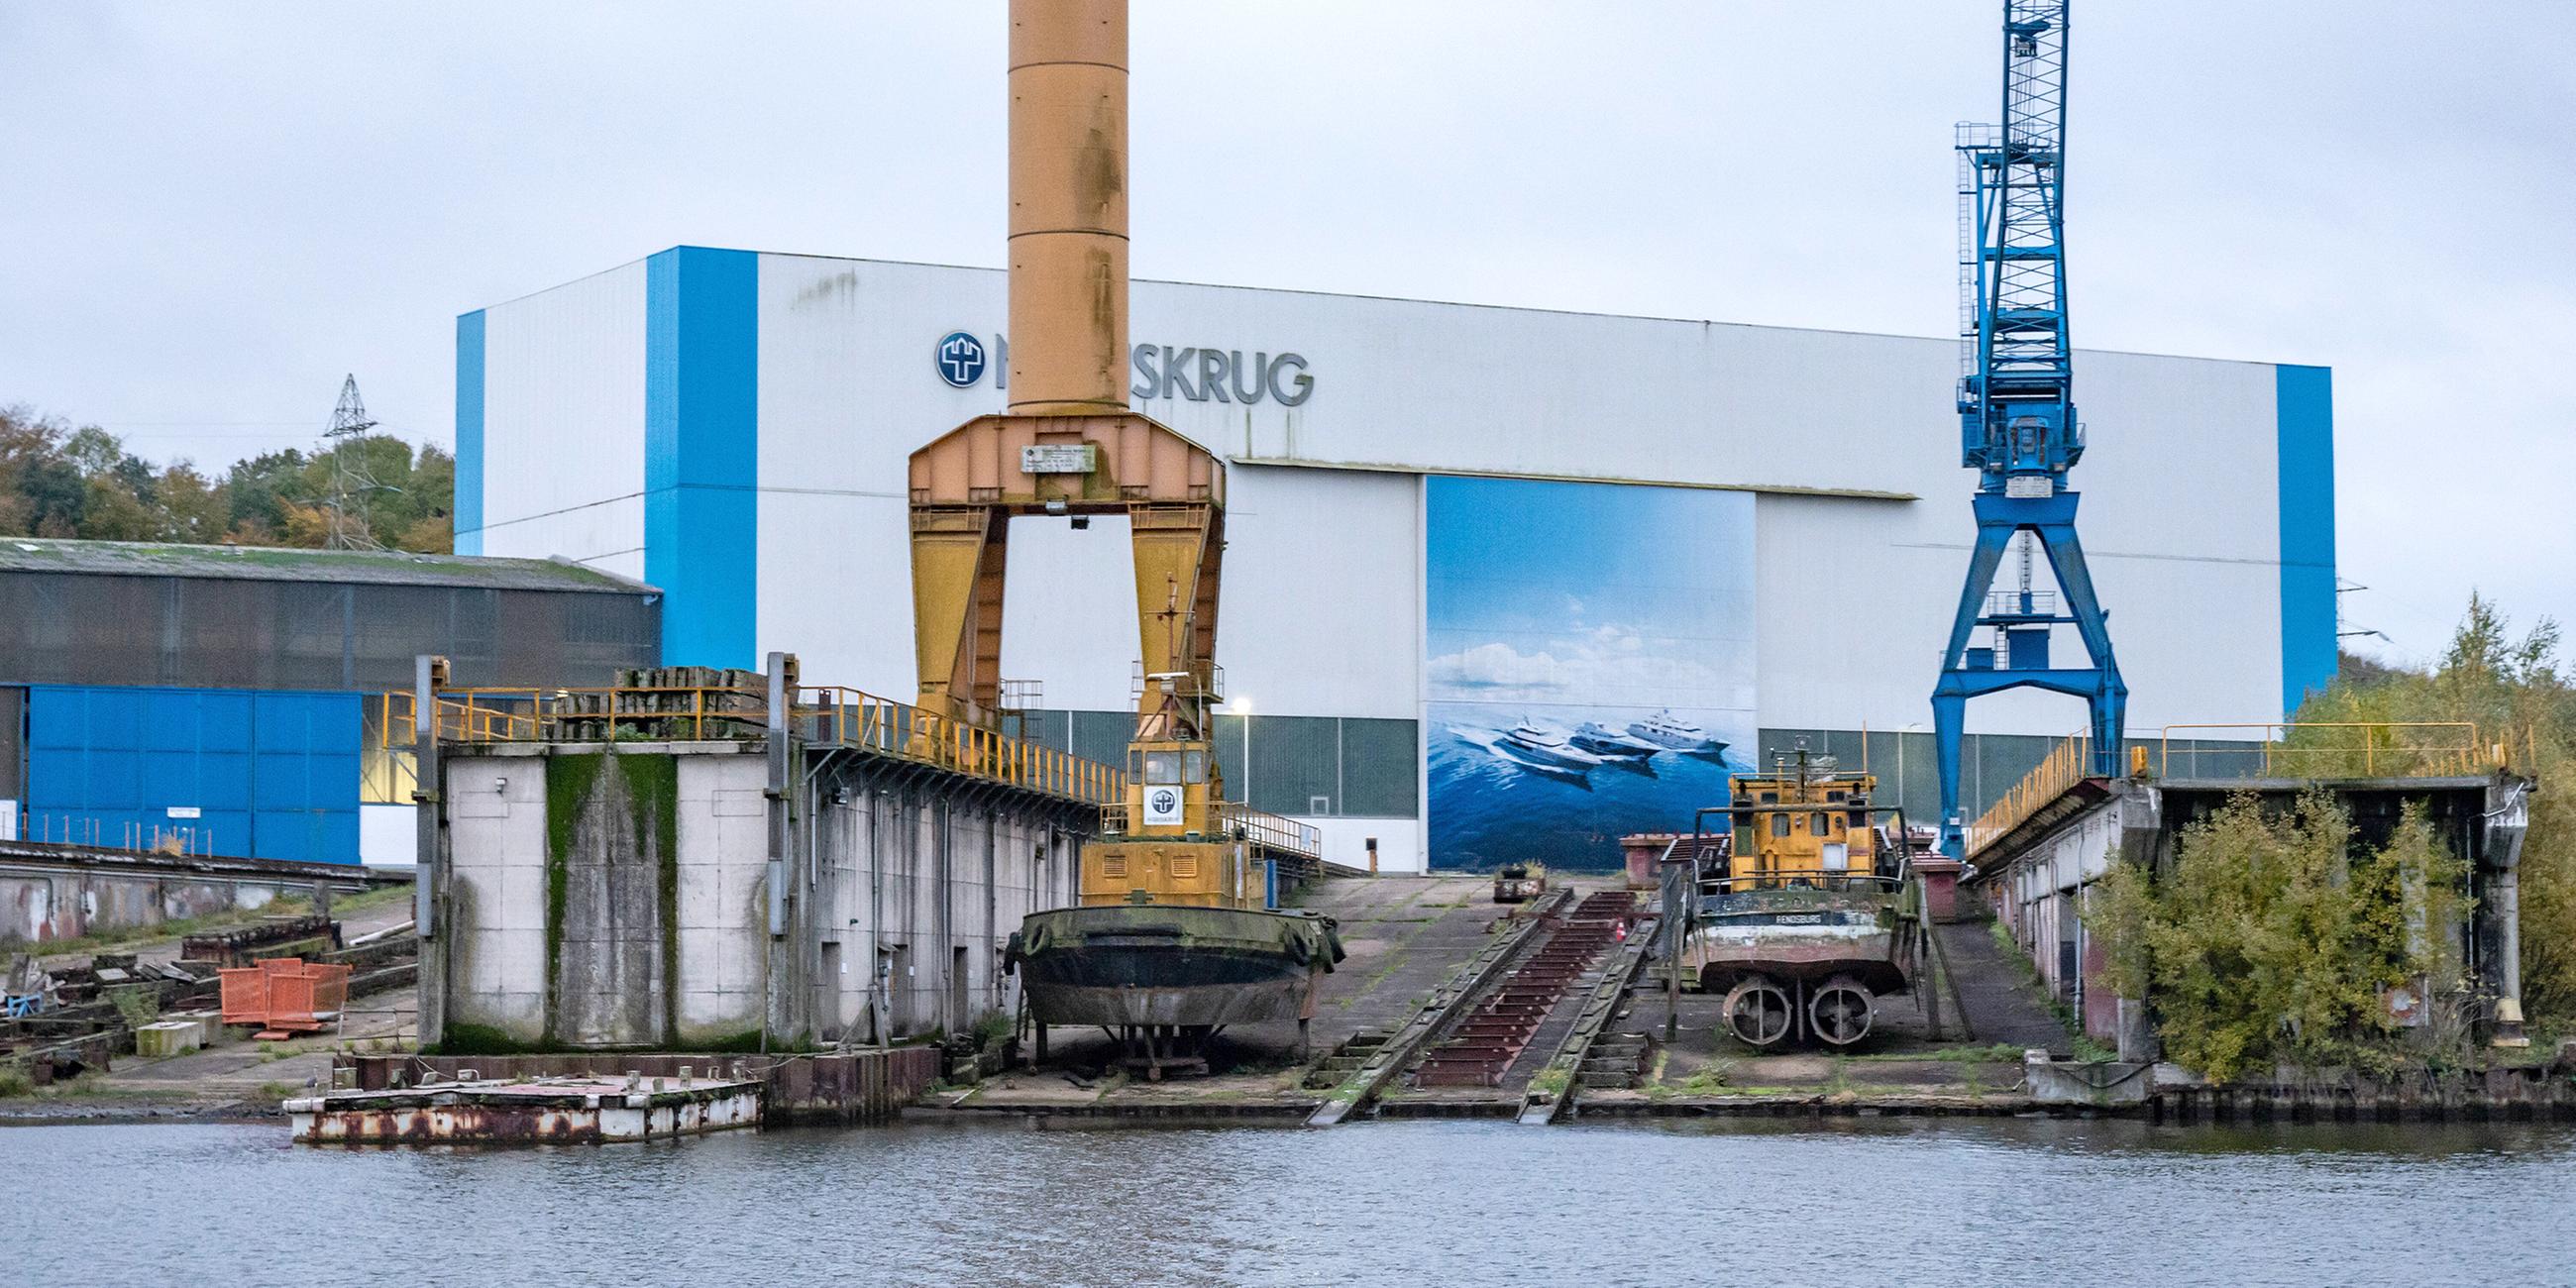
909,0,1338,1077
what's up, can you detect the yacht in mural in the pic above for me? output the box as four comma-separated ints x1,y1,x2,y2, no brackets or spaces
1629,709,1730,760
1569,721,1664,759
1497,719,1607,770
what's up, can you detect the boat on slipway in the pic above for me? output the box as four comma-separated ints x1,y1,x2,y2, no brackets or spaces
1671,747,1926,1048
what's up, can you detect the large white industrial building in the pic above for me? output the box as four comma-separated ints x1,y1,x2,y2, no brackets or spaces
458,247,2335,873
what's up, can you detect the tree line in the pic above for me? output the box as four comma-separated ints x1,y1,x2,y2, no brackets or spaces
0,403,454,552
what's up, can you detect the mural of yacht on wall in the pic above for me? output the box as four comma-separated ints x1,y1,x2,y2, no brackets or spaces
1569,721,1664,760
1628,708,1731,761
1497,719,1608,772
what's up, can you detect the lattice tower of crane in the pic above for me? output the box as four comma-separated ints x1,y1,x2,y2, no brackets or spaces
1930,0,2125,856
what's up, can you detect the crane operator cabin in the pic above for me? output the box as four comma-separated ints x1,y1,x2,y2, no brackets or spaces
454,257,2334,875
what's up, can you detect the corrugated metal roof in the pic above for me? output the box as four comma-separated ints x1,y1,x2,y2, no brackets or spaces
0,538,656,594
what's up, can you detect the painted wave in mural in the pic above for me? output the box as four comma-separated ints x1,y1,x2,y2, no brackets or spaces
1429,700,1748,871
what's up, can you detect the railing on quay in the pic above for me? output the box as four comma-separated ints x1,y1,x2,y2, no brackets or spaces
1963,731,2093,858
1963,722,2507,859
2152,722,2496,783
796,686,1124,806
376,683,1127,808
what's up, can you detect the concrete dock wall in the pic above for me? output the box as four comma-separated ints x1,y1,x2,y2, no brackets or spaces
426,739,1085,1052
1988,791,2156,1040
0,839,402,951
805,767,1076,1045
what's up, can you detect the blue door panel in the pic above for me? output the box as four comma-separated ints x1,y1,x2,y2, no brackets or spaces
25,686,364,865
85,751,143,811
201,693,256,751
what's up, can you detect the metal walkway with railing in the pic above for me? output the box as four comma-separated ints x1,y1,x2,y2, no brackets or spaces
1964,722,2506,858
373,678,1340,874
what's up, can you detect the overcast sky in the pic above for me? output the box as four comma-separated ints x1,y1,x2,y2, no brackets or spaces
2,2,2568,666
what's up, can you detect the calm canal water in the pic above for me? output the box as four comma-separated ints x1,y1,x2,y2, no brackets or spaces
10,1116,2574,1287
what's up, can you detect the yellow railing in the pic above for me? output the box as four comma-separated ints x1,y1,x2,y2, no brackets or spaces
1964,731,2093,858
1095,800,1324,864
799,686,1124,805
2153,722,2497,782
376,683,1127,807
1964,721,2506,858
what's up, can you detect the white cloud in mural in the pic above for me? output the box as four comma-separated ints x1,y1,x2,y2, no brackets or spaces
1430,642,1569,691
1428,622,1746,707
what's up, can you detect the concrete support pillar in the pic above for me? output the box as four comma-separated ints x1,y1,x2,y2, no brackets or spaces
412,654,447,1049
2485,778,2531,1047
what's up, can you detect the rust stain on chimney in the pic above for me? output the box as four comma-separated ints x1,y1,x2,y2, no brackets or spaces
1006,0,1130,416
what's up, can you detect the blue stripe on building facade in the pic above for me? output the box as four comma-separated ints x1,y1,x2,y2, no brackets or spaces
2276,364,2337,717
645,248,761,669
454,310,485,556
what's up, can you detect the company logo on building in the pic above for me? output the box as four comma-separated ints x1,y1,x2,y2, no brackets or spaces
935,331,1314,406
934,331,987,387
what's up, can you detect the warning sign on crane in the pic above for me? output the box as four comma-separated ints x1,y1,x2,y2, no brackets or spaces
1020,444,1098,475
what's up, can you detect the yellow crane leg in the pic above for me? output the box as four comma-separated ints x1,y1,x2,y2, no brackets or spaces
911,506,1010,736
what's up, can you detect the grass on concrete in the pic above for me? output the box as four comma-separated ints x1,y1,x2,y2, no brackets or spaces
1988,917,2119,1061
1848,1042,2028,1064
26,883,413,959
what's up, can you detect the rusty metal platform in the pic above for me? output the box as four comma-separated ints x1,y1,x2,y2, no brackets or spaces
287,1072,763,1144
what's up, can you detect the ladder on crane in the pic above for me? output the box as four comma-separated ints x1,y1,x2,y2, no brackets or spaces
1931,1,2125,856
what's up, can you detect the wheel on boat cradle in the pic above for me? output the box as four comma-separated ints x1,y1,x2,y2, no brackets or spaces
1723,976,1793,1048
1807,975,1875,1047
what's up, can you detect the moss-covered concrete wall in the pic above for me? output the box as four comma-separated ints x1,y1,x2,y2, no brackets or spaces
546,751,679,1047
439,744,773,1053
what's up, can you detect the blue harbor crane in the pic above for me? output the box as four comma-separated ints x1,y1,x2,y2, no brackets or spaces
1931,0,2124,856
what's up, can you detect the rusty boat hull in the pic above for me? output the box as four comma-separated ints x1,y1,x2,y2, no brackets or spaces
1682,888,1911,997
1013,904,1343,1029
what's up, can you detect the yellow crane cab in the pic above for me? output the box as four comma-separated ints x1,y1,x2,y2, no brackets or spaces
1084,734,1261,912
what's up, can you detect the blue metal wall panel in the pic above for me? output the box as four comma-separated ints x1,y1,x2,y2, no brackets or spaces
645,246,759,669
2276,365,2338,717
455,309,487,556
24,686,362,865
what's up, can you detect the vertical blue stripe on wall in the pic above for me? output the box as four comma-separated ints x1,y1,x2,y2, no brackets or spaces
645,247,760,669
454,310,485,556
2277,365,2337,717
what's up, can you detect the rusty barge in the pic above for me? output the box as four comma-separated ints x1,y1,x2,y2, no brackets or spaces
288,1072,763,1144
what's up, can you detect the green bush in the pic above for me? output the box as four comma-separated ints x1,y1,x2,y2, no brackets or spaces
969,1010,1015,1054
2086,793,2465,1081
2293,593,2576,1026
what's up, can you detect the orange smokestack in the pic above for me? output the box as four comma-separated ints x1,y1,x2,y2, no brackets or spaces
1007,0,1129,415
